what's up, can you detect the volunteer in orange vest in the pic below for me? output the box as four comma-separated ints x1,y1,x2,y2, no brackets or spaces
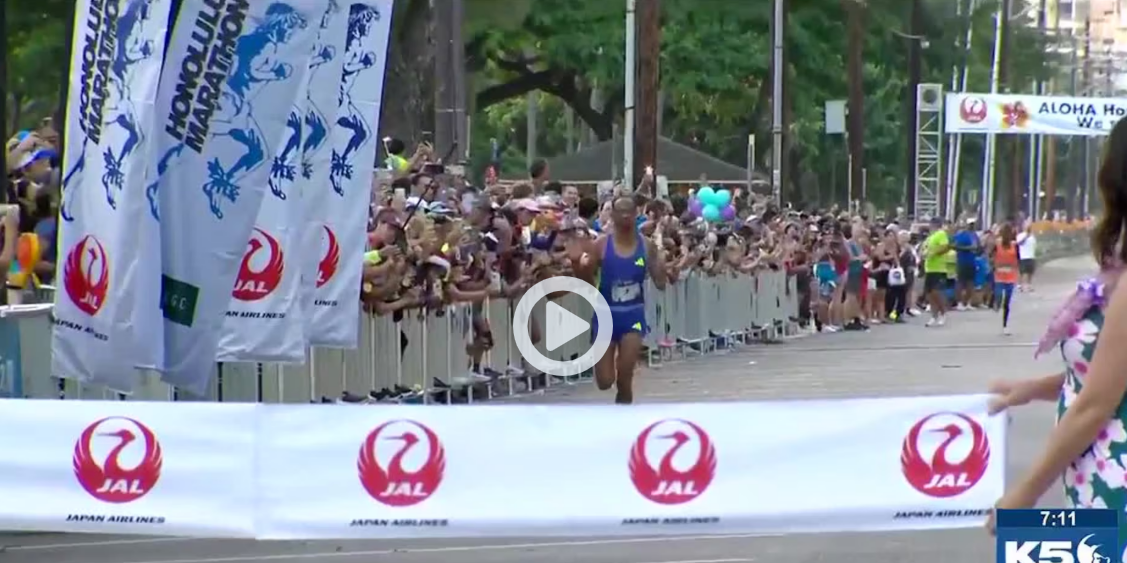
993,222,1022,335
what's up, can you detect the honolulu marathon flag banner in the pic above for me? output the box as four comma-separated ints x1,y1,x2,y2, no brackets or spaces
146,0,320,395
53,0,174,392
216,2,350,363
307,0,393,348
298,1,349,344
945,92,1127,136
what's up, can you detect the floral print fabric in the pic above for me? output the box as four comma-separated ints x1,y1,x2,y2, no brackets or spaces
1057,307,1127,551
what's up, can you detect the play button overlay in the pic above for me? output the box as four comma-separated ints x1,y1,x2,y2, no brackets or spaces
545,301,590,351
513,276,613,377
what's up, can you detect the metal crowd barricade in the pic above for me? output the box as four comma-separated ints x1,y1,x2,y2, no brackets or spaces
12,231,1095,403
20,272,801,403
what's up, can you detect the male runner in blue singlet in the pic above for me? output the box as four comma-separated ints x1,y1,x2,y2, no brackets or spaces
572,196,668,404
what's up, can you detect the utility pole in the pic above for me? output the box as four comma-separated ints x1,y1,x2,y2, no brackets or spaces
452,0,468,161
433,0,467,162
905,0,922,215
55,2,77,158
1080,15,1092,219
1029,0,1048,221
980,1,1004,226
633,0,660,189
525,92,538,169
946,0,977,219
998,0,1016,221
624,0,636,189
845,0,865,209
0,0,7,201
1062,28,1080,219
770,0,785,206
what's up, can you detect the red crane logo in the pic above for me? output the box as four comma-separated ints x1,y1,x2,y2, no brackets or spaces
232,228,285,301
63,235,111,316
901,412,990,498
316,225,340,288
629,419,717,505
72,417,163,503
358,420,446,507
960,96,988,124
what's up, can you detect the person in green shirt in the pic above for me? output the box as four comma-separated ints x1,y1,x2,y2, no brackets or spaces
921,216,952,327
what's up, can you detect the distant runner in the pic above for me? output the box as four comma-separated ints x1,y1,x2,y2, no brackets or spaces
993,223,1021,335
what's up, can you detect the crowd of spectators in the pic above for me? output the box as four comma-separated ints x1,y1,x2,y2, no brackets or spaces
348,138,1060,402
363,140,1044,333
3,120,61,304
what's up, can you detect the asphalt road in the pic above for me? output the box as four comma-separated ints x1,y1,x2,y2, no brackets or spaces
0,254,1092,563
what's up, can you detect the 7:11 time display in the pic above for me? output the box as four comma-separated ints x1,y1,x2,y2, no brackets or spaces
1041,511,1076,527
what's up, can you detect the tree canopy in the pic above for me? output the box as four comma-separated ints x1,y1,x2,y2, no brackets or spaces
456,0,1057,207
3,0,1058,208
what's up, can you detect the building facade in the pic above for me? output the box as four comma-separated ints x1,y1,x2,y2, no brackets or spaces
1038,0,1127,94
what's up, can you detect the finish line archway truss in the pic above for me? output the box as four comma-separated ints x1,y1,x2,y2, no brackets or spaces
925,89,1120,223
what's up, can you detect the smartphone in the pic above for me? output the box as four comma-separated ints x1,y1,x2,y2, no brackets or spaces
422,162,445,175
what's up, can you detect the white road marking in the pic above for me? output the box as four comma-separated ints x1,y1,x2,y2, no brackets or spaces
4,537,197,551
110,534,776,563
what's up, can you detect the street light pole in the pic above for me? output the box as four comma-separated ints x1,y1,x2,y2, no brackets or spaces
771,0,784,207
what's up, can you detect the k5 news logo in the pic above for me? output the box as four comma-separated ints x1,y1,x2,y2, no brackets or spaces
1002,537,1113,563
996,509,1120,563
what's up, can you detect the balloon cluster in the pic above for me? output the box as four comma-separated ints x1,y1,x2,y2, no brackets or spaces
689,187,736,223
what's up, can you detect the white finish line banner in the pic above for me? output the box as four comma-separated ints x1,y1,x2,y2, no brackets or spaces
0,395,1004,538
0,400,257,537
946,92,1127,136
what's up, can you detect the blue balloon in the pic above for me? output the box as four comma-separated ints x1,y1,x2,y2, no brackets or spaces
697,186,717,206
716,189,732,207
701,204,721,222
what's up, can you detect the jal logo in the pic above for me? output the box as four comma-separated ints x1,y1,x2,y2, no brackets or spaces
232,228,284,301
901,412,989,497
960,96,988,124
629,418,717,505
72,417,163,503
316,224,340,288
358,420,446,507
63,235,110,316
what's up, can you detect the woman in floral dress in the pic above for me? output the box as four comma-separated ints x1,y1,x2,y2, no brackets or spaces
986,116,1127,542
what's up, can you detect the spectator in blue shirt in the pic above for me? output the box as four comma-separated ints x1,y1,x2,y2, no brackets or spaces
951,220,980,310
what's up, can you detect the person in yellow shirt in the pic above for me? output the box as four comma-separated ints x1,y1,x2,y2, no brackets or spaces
921,217,952,327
